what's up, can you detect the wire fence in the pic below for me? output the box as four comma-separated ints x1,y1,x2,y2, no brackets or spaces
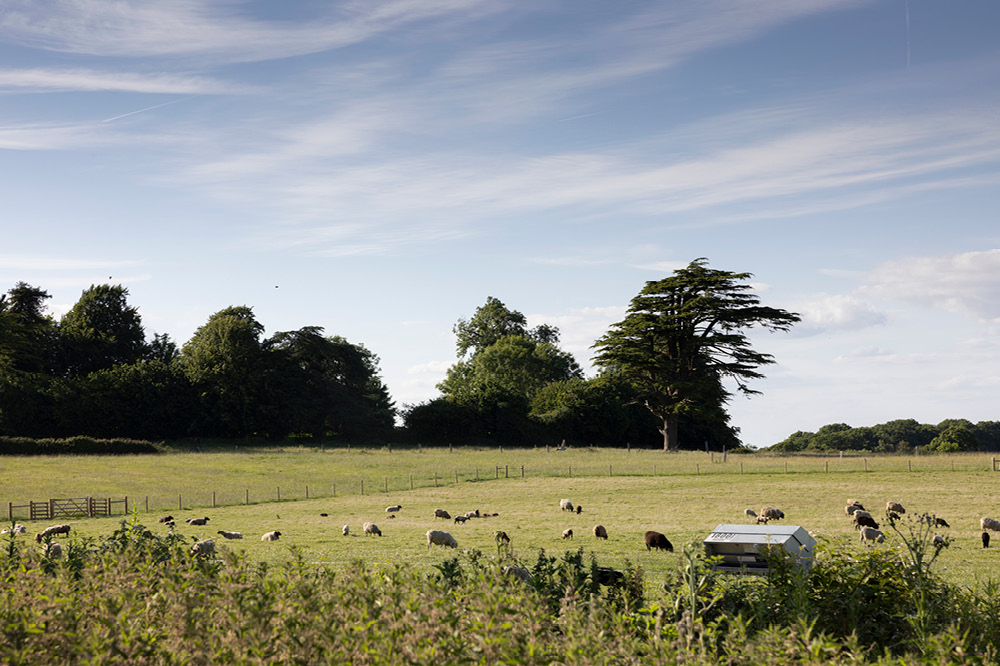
7,454,999,520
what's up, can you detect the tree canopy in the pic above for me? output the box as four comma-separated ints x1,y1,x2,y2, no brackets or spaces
592,258,799,451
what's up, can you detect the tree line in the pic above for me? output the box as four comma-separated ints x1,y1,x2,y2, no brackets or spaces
768,418,1000,453
1,260,803,450
0,283,394,441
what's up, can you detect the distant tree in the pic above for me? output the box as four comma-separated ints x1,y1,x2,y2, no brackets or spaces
180,306,269,437
972,421,1000,450
592,259,799,451
146,332,179,364
929,423,979,452
58,284,147,375
401,398,483,444
0,282,58,374
267,327,395,439
453,296,561,358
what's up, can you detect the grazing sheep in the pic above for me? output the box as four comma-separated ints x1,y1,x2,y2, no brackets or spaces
463,511,478,520
385,505,402,513
852,510,873,520
845,504,863,516
387,514,396,519
434,508,451,520
560,499,574,512
595,567,625,586
216,530,243,540
935,517,950,528
426,529,458,549
759,507,784,523
644,531,673,552
363,522,382,537
502,565,530,582
860,527,884,544
190,539,215,556
854,514,880,530
494,530,510,545
745,508,758,520
320,513,328,517
484,512,500,517
185,517,210,526
1,524,26,535
846,499,865,510
562,528,573,540
342,525,350,536
576,505,582,514
453,515,468,524
35,524,71,543
886,501,905,515
981,517,1000,533
593,525,608,540
157,515,174,524
261,531,281,542
983,532,991,549
887,511,901,522
43,542,63,558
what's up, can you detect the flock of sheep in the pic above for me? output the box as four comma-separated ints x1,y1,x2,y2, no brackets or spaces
12,488,1000,569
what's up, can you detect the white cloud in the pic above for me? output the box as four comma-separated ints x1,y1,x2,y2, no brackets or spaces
860,249,1000,321
794,293,888,334
0,68,242,94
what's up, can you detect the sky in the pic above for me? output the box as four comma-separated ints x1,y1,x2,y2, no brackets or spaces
2,0,999,448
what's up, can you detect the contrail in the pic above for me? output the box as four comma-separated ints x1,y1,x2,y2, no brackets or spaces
101,97,190,123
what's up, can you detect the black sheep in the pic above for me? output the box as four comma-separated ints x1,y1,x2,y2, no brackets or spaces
935,517,950,528
644,530,674,552
984,532,991,549
855,514,880,530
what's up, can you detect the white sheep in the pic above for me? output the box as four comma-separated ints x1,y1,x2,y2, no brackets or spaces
562,528,573,540
593,525,608,540
852,509,872,520
216,530,243,540
363,522,382,537
342,525,350,536
426,529,458,549
980,517,1000,532
860,527,884,544
385,505,402,513
1,524,26,535
560,499,574,512
434,508,451,520
190,539,215,556
261,531,282,541
43,542,63,558
35,524,70,543
845,504,863,516
886,501,906,515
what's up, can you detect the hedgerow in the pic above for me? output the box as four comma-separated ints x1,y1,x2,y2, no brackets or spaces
1,514,998,664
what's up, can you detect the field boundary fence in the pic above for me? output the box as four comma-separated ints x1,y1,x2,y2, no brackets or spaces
6,455,997,519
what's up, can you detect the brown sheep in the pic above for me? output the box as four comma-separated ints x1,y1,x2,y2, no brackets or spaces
35,524,71,543
434,508,451,520
854,513,880,530
494,530,510,545
593,525,608,540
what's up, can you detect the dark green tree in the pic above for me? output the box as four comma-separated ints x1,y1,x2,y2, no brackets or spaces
592,258,799,451
58,284,147,375
180,306,269,437
929,423,978,452
0,282,58,374
267,327,395,439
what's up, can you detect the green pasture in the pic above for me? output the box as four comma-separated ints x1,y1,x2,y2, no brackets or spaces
5,448,1000,588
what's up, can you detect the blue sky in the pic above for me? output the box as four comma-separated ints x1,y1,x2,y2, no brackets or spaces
3,0,999,447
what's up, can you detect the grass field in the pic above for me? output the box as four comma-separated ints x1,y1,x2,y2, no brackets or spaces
5,448,1000,589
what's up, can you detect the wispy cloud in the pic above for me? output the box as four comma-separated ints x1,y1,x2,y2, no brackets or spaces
0,68,243,94
0,255,141,271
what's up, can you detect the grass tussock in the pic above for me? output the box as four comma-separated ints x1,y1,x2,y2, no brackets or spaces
2,514,1000,665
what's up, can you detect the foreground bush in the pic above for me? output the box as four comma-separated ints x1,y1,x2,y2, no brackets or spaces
1,516,998,664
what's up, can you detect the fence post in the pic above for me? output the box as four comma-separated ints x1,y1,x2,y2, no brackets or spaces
825,460,829,473
495,467,499,480
521,465,524,479
246,489,249,505
569,465,572,477
145,496,149,513
361,480,364,495
609,464,612,477
213,491,216,508
277,486,281,502
475,468,479,481
7,502,11,522
178,495,182,510
306,485,310,499
410,475,413,490
434,473,438,487
333,483,336,498
455,470,459,484
864,458,868,473
740,462,743,475
784,461,788,474
384,478,388,493
908,459,912,472
505,465,508,479
697,463,700,475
